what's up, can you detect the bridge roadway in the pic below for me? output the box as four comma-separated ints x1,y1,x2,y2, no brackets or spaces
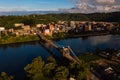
36,33,80,64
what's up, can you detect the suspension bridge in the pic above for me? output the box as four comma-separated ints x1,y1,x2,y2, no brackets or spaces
37,32,81,64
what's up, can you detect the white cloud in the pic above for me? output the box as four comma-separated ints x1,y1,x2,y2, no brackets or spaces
96,0,116,4
62,0,120,13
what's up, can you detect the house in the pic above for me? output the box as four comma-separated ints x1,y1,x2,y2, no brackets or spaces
44,29,50,35
69,75,76,80
70,21,76,28
42,24,54,36
104,67,114,74
58,21,66,25
1,30,8,35
105,23,114,31
8,28,14,33
83,25,89,31
15,31,19,36
22,25,30,31
0,27,5,31
14,23,24,27
116,50,120,57
14,29,30,36
88,23,92,31
36,24,42,28
69,77,75,80
49,24,54,34
31,27,38,35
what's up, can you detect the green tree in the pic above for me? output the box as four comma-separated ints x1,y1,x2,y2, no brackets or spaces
24,56,46,80
22,18,35,26
43,63,56,78
54,66,69,80
0,72,14,80
75,63,90,80
43,57,57,79
46,56,56,63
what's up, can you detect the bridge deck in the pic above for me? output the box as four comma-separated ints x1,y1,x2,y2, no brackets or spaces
37,33,80,64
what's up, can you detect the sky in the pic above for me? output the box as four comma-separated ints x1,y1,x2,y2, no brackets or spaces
0,0,120,13
0,0,73,11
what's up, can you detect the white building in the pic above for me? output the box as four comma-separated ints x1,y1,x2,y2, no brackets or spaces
0,27,5,31
44,29,50,35
14,23,24,27
36,24,42,28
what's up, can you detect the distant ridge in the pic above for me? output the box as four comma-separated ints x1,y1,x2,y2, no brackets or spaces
0,11,65,16
1,11,120,16
0,11,120,22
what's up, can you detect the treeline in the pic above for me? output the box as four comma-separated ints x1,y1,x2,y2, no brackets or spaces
0,54,100,80
0,53,120,80
0,12,120,29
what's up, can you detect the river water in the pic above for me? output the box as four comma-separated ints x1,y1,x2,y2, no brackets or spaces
0,35,120,80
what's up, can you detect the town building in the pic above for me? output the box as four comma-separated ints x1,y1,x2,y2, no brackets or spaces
14,23,24,27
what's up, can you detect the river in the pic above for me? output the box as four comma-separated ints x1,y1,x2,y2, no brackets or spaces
0,35,120,80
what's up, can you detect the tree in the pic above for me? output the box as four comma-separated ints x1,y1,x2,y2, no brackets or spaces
22,18,35,26
0,72,14,80
43,57,57,78
24,56,46,80
43,63,56,78
54,66,69,80
46,56,56,63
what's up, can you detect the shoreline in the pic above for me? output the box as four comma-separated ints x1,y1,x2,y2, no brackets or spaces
0,35,39,45
50,32,112,41
66,32,110,38
0,32,118,45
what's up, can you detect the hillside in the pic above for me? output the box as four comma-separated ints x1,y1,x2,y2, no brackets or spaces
0,12,120,29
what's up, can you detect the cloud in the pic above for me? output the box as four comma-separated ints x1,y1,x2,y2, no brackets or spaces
95,0,116,5
60,0,120,13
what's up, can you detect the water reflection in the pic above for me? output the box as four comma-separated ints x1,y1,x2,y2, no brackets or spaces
0,41,39,50
0,41,50,80
0,35,119,80
90,35,112,46
56,35,120,54
81,36,89,40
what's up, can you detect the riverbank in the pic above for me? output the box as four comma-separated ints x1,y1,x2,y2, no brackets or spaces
0,35,39,45
45,32,110,40
67,32,110,38
0,32,118,45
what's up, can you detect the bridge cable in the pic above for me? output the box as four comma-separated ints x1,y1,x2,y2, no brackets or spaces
68,46,81,63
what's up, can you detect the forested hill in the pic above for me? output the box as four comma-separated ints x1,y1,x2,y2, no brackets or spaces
85,12,120,22
48,12,120,22
0,12,120,29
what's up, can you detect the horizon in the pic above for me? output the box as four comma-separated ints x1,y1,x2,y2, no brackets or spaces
0,10,120,16
0,0,120,13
